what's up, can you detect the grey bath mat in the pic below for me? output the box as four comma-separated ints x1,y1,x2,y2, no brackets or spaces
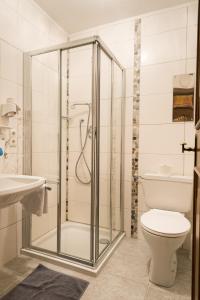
1,264,89,300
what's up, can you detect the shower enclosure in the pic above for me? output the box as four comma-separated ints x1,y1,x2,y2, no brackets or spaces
22,36,125,270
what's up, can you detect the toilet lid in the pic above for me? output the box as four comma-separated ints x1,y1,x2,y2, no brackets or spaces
141,209,191,237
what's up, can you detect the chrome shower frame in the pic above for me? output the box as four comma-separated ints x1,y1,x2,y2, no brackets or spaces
22,36,126,271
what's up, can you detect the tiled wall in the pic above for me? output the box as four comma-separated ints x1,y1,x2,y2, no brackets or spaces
137,2,198,242
0,0,67,266
70,1,198,239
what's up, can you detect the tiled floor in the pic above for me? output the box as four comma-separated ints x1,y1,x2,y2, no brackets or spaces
0,238,191,300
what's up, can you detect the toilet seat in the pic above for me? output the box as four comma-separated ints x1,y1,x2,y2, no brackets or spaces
141,209,191,237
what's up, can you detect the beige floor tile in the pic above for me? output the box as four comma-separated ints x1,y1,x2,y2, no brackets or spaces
82,273,148,300
0,268,22,296
5,255,39,276
102,239,150,284
145,283,174,300
0,237,192,300
146,278,191,300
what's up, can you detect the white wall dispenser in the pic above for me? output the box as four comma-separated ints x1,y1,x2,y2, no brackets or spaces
0,98,21,151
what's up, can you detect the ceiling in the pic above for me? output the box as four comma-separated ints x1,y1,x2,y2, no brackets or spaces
35,0,191,33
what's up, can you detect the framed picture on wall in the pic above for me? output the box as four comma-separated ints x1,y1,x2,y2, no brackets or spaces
173,73,195,122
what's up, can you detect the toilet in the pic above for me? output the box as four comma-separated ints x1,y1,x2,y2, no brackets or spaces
140,173,193,287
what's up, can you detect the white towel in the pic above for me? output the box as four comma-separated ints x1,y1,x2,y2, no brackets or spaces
20,184,48,216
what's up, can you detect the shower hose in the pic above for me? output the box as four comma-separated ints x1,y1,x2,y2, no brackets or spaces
75,104,91,184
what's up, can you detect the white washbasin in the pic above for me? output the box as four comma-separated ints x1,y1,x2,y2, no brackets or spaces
0,174,45,209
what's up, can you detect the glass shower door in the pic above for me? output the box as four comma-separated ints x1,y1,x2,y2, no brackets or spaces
60,45,93,262
98,49,112,256
23,37,124,268
30,51,60,253
111,63,123,240
97,48,123,258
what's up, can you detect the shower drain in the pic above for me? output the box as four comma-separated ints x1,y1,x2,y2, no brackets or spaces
99,238,110,245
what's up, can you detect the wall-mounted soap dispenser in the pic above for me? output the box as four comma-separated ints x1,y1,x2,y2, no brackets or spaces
0,98,21,155
1,98,21,118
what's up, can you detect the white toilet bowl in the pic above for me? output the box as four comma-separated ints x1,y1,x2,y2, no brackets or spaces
141,209,191,287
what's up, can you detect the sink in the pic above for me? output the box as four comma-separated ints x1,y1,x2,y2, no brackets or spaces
0,174,45,209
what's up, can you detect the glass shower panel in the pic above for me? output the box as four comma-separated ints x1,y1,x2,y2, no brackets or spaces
98,50,112,255
60,45,93,261
111,63,123,240
31,51,59,252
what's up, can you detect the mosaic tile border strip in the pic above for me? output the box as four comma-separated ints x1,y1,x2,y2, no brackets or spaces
131,18,141,237
66,50,70,220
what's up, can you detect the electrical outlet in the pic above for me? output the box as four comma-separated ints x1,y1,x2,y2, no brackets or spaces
9,129,17,147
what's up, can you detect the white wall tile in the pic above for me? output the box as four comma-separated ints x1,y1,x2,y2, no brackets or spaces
140,93,173,124
32,153,49,177
48,19,66,43
124,126,132,154
184,122,195,148
110,40,134,68
0,79,18,103
97,19,134,45
187,25,198,59
68,201,91,224
124,97,133,126
0,41,21,84
138,153,184,175
123,180,131,210
19,0,49,33
138,183,148,212
0,224,17,266
125,68,134,97
186,58,197,73
100,153,111,177
70,28,97,41
69,46,92,77
18,17,47,51
68,177,91,204
184,154,195,176
100,99,111,126
141,28,186,65
141,6,187,37
69,75,92,102
48,183,58,208
188,2,198,26
140,61,186,95
124,153,132,181
124,208,131,238
0,1,19,47
32,213,50,241
100,126,111,153
139,123,184,154
4,0,19,11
